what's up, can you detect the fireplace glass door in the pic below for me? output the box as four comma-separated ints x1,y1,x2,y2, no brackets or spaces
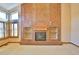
35,32,46,41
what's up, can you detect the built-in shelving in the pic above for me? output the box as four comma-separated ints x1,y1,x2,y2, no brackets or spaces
23,27,59,40
48,27,58,40
23,27,32,40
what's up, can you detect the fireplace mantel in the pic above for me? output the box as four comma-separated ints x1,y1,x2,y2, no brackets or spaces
33,27,47,31
32,23,48,31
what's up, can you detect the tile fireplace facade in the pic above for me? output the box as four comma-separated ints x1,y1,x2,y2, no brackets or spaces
20,3,61,45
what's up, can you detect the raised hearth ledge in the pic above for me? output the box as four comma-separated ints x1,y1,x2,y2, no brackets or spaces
21,39,62,45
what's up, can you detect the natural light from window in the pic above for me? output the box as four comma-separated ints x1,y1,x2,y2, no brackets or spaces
0,12,8,21
10,12,18,37
11,12,18,20
0,11,7,39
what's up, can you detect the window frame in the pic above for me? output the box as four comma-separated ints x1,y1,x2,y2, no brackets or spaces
9,11,19,38
0,22,8,40
0,10,7,21
0,11,9,40
10,23,18,37
10,11,18,20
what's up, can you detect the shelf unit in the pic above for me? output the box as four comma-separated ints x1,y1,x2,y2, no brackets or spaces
23,27,32,40
48,27,58,40
23,27,59,40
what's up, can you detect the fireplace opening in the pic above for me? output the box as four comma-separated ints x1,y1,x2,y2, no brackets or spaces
35,32,46,41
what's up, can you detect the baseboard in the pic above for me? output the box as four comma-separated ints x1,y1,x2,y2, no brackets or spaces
0,42,20,47
62,42,79,47
62,42,71,44
8,42,20,43
0,38,9,47
0,41,79,47
0,42,8,47
71,42,79,47
0,37,9,41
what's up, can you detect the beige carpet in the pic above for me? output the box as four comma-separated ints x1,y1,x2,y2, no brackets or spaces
0,43,79,55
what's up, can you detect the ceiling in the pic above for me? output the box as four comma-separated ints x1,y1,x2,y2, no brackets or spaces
0,3,19,10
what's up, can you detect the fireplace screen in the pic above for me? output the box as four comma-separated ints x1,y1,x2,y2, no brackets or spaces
35,32,46,41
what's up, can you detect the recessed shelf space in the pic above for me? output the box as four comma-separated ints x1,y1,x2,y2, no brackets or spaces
48,27,58,40
23,27,32,40
23,27,59,40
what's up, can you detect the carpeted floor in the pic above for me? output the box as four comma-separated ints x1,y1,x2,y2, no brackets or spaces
0,43,79,55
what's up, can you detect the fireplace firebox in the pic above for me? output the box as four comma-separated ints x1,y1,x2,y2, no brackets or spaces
35,32,46,41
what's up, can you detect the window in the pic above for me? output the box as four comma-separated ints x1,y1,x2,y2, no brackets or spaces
11,12,18,20
14,23,18,36
0,23,4,38
0,11,8,21
0,11,8,39
5,22,9,37
10,23,18,37
10,12,18,37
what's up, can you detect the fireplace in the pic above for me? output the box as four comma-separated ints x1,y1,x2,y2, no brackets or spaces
35,32,46,41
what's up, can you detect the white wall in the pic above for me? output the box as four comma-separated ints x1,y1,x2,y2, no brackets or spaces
71,4,79,46
61,4,71,42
